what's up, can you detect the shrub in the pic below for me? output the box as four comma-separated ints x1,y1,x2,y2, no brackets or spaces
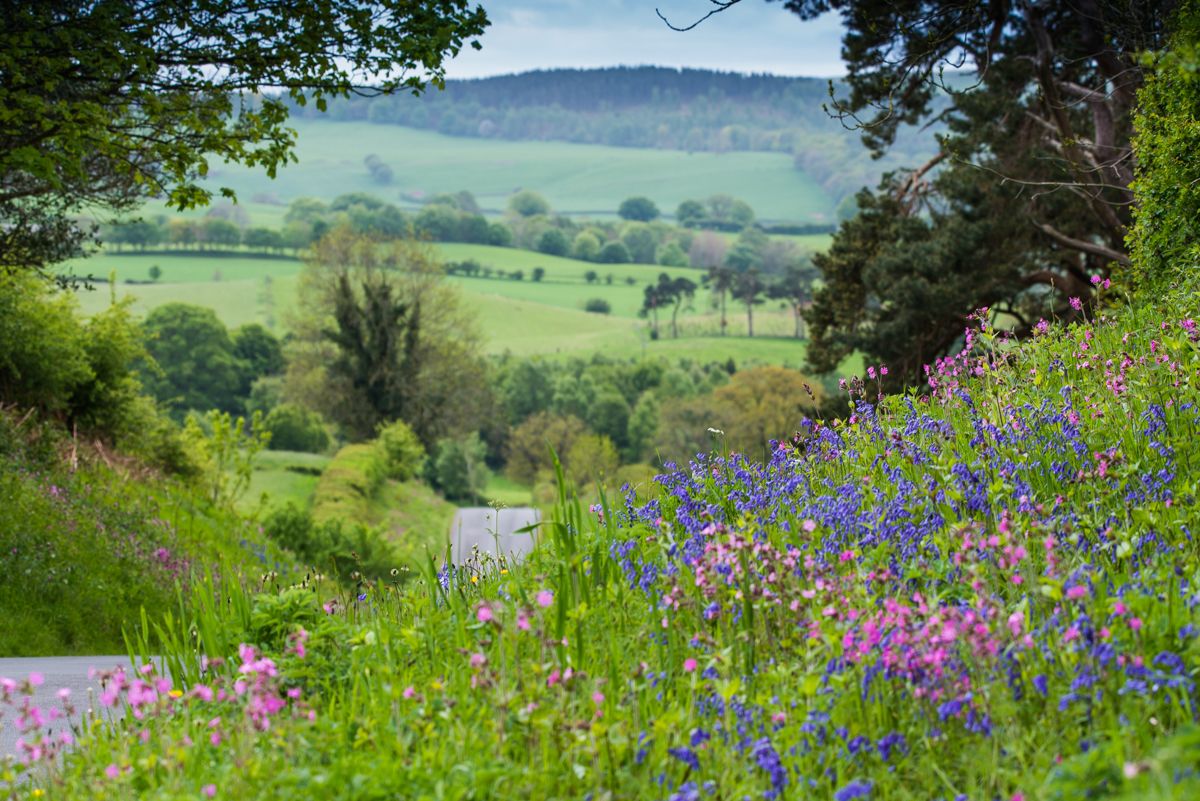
536,228,569,256
373,419,425,481
583,298,611,314
261,503,397,581
598,241,631,264
263,404,331,454
430,432,490,501
310,443,387,523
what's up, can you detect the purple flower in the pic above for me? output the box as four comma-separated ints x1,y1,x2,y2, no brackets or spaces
835,780,872,801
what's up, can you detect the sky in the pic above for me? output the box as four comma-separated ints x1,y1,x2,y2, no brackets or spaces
447,0,846,79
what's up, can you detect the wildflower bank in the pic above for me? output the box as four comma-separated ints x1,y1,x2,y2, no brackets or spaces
4,291,1200,800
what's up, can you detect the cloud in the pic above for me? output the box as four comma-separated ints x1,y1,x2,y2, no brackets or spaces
448,1,845,78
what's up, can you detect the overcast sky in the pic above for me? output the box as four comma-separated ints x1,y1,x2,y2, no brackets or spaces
447,0,846,79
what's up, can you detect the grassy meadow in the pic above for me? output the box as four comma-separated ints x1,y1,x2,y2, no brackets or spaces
12,290,1200,799
190,120,835,224
66,247,831,366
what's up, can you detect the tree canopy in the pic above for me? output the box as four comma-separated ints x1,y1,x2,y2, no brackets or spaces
0,0,488,273
694,0,1179,388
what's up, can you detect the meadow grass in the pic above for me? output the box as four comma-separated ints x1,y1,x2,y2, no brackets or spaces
67,249,839,367
12,286,1200,799
187,120,835,225
236,450,332,515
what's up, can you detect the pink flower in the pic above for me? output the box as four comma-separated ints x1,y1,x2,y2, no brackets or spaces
192,684,214,702
547,669,562,687
592,692,605,705
57,688,71,701
28,672,44,687
536,590,554,608
477,605,494,623
802,519,817,533
105,764,120,780
1129,617,1143,631
683,658,698,673
402,686,415,699
1069,296,1083,311
1065,585,1088,600
203,785,217,798
517,611,530,631
469,653,487,669
1007,611,1023,637
1113,601,1128,615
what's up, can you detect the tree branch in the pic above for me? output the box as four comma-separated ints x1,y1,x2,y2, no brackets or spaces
1036,223,1130,265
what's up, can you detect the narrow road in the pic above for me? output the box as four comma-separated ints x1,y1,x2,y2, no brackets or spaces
0,656,142,765
449,507,540,564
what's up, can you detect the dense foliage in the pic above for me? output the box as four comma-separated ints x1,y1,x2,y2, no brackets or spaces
778,0,1177,388
0,0,488,273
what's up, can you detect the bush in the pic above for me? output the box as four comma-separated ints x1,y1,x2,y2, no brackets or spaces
583,298,611,314
261,503,397,581
598,241,631,264
373,419,425,481
263,404,331,454
310,444,386,523
536,228,569,256
430,433,490,501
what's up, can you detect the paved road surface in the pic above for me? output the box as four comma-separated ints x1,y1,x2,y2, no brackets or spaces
449,507,540,564
0,656,142,765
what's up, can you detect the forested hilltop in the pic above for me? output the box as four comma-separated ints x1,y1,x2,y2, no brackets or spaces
289,66,937,206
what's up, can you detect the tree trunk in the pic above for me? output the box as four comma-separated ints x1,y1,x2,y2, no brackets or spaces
746,302,754,338
720,291,727,336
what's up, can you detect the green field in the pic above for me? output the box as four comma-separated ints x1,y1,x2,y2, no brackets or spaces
189,120,835,224
68,247,831,366
238,450,331,514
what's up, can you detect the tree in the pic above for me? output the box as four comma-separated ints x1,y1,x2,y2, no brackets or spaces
704,265,736,336
621,223,660,264
588,391,631,450
244,227,283,253
566,434,621,486
508,190,551,217
664,274,697,339
625,392,660,463
141,304,243,416
618,196,661,222
688,230,727,269
500,360,556,425
679,0,1173,386
505,412,586,484
733,269,765,337
1,1,489,275
573,231,602,261
263,404,331,454
201,218,242,249
598,241,631,264
654,366,823,462
768,261,820,339
675,199,706,227
148,265,162,283
286,227,490,445
431,433,490,501
657,241,689,267
640,282,667,339
232,323,285,394
531,267,546,282
537,228,570,256
374,419,427,480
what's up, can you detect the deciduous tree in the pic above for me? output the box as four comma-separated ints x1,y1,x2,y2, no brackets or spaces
1,1,488,274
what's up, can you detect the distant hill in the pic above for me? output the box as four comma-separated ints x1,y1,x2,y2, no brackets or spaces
291,67,938,206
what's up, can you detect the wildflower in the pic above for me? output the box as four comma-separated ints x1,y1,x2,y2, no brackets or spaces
104,764,119,780
592,691,605,705
536,590,554,608
28,672,44,687
203,785,217,798
1065,585,1088,600
835,780,873,801
1129,617,1143,631
469,653,487,669
517,611,531,631
1069,296,1083,311
669,746,700,771
477,605,494,623
683,658,698,673
402,686,415,699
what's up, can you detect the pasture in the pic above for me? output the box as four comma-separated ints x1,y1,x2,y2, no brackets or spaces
191,120,836,224
67,248,827,367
